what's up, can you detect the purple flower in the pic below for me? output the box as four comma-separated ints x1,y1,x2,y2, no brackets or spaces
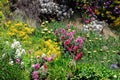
110,64,118,69
32,71,39,79
32,63,40,70
75,36,84,47
61,28,66,34
35,63,40,69
66,32,74,38
16,58,20,64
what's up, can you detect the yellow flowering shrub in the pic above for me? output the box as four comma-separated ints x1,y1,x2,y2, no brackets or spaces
95,0,120,28
111,16,120,27
34,39,61,58
0,0,10,16
4,21,34,40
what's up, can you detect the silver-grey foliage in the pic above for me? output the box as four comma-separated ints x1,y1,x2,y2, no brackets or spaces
10,0,74,22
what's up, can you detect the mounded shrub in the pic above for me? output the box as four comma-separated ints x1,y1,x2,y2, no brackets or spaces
9,0,74,23
95,0,120,28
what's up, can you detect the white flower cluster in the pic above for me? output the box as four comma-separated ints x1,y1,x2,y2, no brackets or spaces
40,0,73,19
11,39,26,58
82,20,106,33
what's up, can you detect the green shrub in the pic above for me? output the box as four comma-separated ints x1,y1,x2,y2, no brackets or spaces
0,60,25,80
71,63,120,80
0,40,27,80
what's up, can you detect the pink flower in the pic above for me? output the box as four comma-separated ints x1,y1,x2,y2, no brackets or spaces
66,31,75,38
89,14,93,17
84,19,90,24
47,57,53,62
43,56,53,62
32,63,40,70
43,56,48,60
60,28,66,34
73,46,78,52
67,45,73,52
16,58,20,64
54,29,59,36
69,36,74,41
34,63,40,69
75,36,84,47
74,52,83,61
32,64,35,68
67,24,71,29
32,71,39,79
64,39,70,46
91,17,96,21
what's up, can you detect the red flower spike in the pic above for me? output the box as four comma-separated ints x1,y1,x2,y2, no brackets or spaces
61,35,65,41
74,52,83,61
43,63,48,69
64,39,70,46
73,46,79,52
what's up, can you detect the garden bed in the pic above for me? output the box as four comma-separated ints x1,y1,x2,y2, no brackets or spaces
0,0,120,80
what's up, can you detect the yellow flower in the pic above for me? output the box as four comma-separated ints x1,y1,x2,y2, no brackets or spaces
35,50,43,56
51,19,55,22
7,32,14,36
89,40,92,42
18,31,26,37
24,24,28,27
24,27,31,34
42,22,45,25
56,47,60,51
31,28,34,32
106,11,111,14
110,16,116,20
43,48,47,52
95,9,100,15
7,20,12,25
68,29,71,32
15,23,23,27
10,28,18,33
47,39,52,43
101,13,104,17
23,35,29,40
41,25,45,27
93,50,97,53
41,31,45,34
47,50,51,56
4,23,9,27
45,21,48,23
99,38,102,41
48,31,51,34
43,28,48,31
100,49,103,52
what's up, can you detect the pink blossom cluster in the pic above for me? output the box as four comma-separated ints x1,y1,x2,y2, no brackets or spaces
31,54,54,80
31,62,48,80
54,24,85,60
